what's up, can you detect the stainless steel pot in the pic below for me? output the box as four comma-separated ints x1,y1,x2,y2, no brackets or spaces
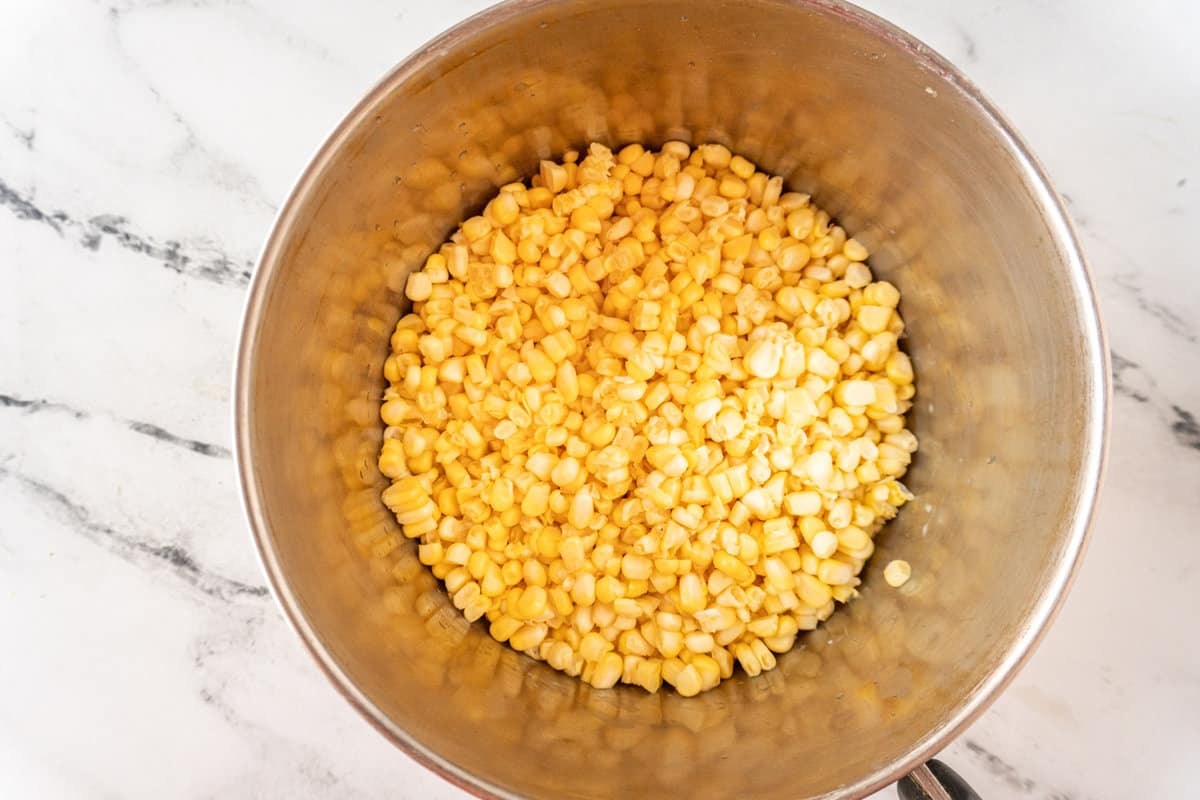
234,1,1109,797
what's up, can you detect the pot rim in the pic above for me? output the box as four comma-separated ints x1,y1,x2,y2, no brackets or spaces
233,1,1111,797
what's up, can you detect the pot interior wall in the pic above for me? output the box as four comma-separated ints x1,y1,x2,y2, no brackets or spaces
241,2,1101,797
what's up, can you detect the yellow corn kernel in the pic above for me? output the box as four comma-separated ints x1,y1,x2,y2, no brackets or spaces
634,658,663,692
578,631,609,662
728,155,755,180
842,237,869,261
761,521,800,555
886,351,914,385
678,572,707,614
672,664,703,697
694,606,738,633
509,624,548,652
718,176,748,199
763,557,795,591
817,558,855,586
500,558,523,587
489,615,522,642
750,639,777,672
480,564,505,597
621,554,653,581
863,280,900,308
515,585,548,619
405,271,433,303
523,558,549,587
569,488,595,529
521,483,550,517
796,572,833,608
713,551,755,586
595,575,624,604
591,651,624,689
857,305,892,334
417,542,443,566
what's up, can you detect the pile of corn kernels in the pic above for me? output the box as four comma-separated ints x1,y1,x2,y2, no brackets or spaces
380,142,916,696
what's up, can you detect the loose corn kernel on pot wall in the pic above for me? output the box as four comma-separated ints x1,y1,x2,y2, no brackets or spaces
379,142,917,696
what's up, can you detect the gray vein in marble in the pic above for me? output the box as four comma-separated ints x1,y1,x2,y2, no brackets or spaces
0,393,87,419
1108,352,1200,453
954,24,978,62
962,738,1093,800
1112,273,1196,344
1171,406,1200,452
106,4,282,214
1110,352,1149,403
0,177,68,231
963,740,1035,794
245,4,345,67
186,614,359,796
191,611,265,728
89,212,253,286
0,464,267,602
126,420,233,459
3,119,35,150
0,392,231,459
0,177,253,287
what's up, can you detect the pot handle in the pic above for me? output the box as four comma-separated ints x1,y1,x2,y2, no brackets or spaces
897,760,982,800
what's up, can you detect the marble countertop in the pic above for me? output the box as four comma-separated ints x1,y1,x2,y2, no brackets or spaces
3,0,1197,797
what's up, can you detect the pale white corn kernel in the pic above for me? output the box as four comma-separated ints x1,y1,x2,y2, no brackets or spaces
884,559,912,587
811,530,840,559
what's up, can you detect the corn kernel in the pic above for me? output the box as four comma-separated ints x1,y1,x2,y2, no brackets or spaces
858,305,893,334
884,559,912,587
510,624,548,652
